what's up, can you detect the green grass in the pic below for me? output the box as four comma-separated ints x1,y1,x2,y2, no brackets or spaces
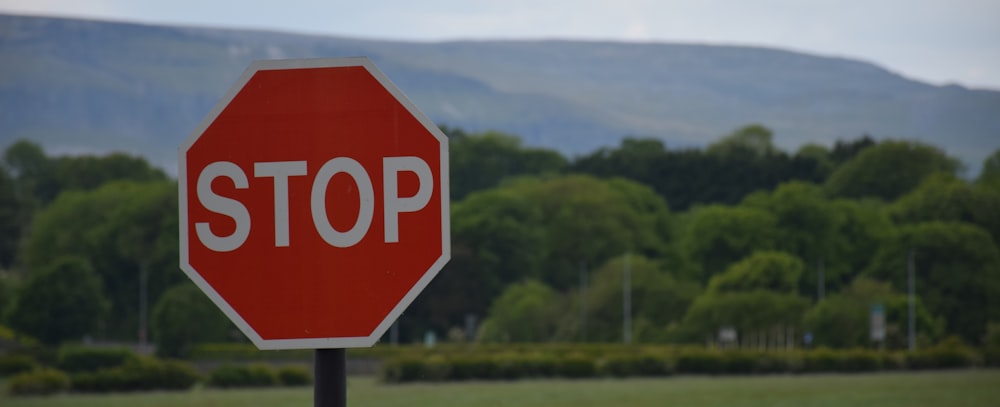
3,370,998,407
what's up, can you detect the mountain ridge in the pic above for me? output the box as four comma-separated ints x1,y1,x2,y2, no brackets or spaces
1,13,997,174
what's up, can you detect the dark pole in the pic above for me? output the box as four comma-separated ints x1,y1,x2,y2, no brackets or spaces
908,248,916,351
315,349,346,407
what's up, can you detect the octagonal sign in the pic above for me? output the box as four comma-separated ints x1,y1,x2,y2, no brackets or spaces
179,57,449,349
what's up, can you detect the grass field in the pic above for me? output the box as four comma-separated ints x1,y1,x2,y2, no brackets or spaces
3,370,998,407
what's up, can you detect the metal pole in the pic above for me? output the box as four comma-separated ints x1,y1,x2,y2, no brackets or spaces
623,253,632,344
315,348,346,407
579,261,587,342
817,259,824,301
908,248,916,351
139,262,148,351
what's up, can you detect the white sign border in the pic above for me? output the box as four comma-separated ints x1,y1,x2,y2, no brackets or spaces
178,57,450,350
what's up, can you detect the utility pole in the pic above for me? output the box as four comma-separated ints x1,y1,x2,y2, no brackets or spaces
579,261,587,342
623,253,632,345
139,261,148,352
908,248,916,351
817,259,824,301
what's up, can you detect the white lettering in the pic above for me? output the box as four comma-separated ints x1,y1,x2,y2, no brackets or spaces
196,161,251,252
310,157,374,248
383,157,433,243
254,161,308,247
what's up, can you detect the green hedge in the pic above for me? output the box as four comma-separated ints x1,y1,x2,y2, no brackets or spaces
0,355,37,377
277,365,313,386
70,357,202,393
208,364,279,388
7,368,70,396
57,346,138,373
379,345,987,383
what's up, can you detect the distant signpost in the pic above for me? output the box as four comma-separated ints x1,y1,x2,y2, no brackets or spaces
178,57,450,406
870,303,886,344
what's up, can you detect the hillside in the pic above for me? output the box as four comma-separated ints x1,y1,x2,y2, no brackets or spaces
1,14,998,173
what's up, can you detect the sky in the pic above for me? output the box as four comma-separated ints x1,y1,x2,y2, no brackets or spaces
1,0,999,90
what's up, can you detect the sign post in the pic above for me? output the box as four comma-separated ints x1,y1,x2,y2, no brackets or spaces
179,57,450,406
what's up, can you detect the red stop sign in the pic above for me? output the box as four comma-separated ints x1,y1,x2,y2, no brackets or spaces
179,58,450,349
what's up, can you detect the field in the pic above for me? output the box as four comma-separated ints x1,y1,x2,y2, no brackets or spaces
3,370,998,407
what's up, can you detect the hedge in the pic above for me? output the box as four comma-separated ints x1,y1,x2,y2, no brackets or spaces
380,345,985,383
70,357,202,393
7,368,70,396
57,346,138,373
277,365,313,386
0,354,37,377
208,364,279,388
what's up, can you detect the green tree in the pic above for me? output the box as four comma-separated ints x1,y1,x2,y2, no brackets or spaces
528,175,672,289
707,251,804,295
21,180,181,340
742,182,837,292
452,186,547,287
7,256,108,345
151,283,236,357
825,140,961,201
51,153,166,193
890,173,1000,244
478,280,561,342
675,291,809,345
706,124,778,158
2,140,56,203
573,255,700,343
449,131,566,200
0,166,20,268
681,205,778,283
977,149,1000,188
864,222,1000,343
803,277,942,349
823,199,894,292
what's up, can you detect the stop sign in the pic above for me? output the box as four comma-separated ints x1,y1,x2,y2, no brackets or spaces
178,58,449,349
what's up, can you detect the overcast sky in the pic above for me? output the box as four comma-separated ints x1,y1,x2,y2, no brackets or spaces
2,0,998,90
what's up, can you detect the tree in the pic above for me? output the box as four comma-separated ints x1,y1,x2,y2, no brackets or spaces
449,131,566,200
572,255,700,343
803,277,942,349
706,124,778,158
742,182,837,284
478,280,560,342
21,180,182,340
51,153,167,193
452,185,547,287
864,221,1000,343
6,256,108,345
977,149,1000,188
675,291,809,346
0,166,20,268
570,128,830,211
680,205,778,283
823,199,894,292
707,251,804,295
890,173,1000,244
825,140,961,201
151,283,236,357
515,175,673,290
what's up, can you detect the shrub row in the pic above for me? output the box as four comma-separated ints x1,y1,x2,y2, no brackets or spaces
6,369,70,396
57,346,138,373
208,364,312,388
70,357,202,393
6,361,311,396
380,346,984,383
0,354,37,377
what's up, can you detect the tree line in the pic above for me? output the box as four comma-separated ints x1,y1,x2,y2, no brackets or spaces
1,124,998,356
